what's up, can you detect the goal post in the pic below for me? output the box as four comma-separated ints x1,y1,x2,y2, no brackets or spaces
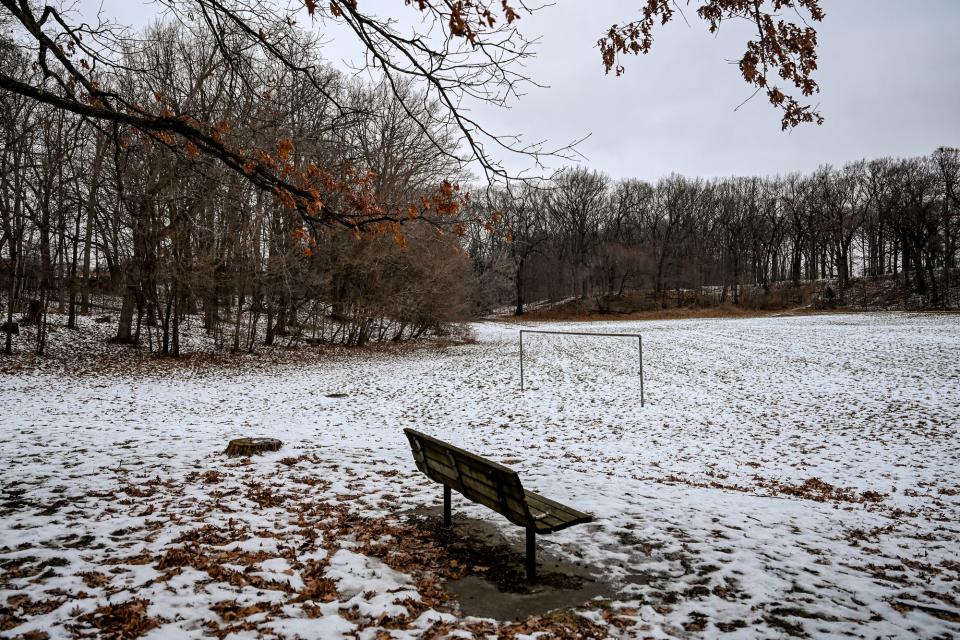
518,329,644,407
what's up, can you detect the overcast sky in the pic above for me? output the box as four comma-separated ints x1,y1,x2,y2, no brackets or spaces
97,0,960,182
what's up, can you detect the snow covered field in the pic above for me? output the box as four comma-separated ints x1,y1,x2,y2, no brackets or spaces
2,312,959,638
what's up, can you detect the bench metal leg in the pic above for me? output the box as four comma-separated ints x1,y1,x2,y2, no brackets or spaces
443,485,452,527
526,528,536,580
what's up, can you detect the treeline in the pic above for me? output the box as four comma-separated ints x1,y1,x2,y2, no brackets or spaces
0,21,473,357
3,22,958,361
468,151,960,314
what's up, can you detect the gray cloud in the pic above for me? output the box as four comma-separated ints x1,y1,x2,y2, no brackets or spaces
467,0,960,180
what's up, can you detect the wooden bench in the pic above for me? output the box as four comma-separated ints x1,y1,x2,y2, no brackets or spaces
403,428,593,579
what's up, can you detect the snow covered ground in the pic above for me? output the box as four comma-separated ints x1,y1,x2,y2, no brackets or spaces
2,312,959,638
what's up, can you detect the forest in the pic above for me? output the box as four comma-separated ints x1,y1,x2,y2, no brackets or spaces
1,10,958,359
0,20,473,356
469,152,960,316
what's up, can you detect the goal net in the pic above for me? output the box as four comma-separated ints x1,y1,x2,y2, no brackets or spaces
519,329,644,405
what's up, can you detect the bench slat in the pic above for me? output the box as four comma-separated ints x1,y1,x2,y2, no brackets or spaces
525,506,568,530
523,489,593,533
417,443,526,501
523,490,591,520
414,455,532,525
408,429,518,474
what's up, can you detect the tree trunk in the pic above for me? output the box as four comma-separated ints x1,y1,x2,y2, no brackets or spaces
116,285,136,343
514,258,525,316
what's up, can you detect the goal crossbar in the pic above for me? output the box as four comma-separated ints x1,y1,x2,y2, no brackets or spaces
518,329,644,406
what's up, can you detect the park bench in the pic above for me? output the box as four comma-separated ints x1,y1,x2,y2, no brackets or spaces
403,428,593,579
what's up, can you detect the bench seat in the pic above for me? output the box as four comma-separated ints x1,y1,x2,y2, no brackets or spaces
523,488,593,534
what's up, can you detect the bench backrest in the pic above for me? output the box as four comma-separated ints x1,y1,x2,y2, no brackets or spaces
404,428,534,529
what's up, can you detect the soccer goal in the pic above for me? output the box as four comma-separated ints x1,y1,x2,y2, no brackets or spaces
518,329,644,406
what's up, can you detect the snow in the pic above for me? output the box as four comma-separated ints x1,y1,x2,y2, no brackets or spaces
2,312,959,638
